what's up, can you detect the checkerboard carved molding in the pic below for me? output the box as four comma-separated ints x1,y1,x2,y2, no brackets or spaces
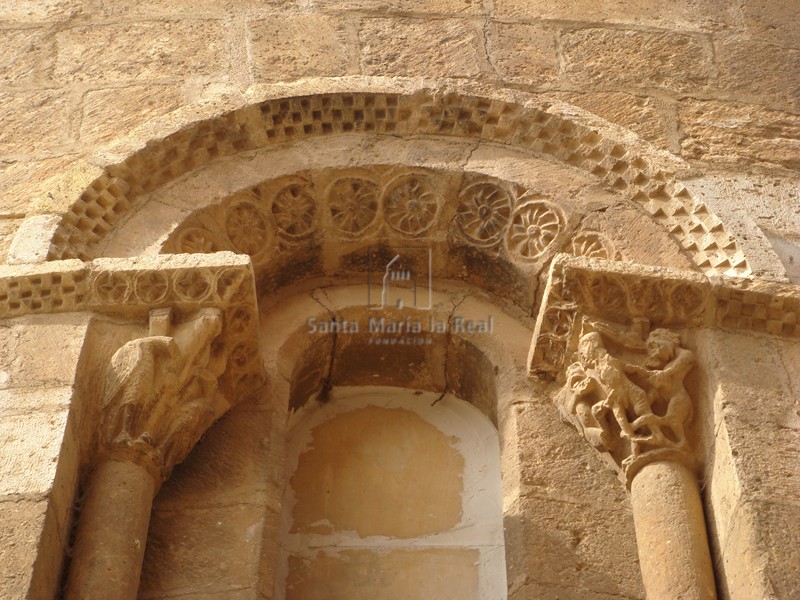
42,89,748,277
530,255,800,381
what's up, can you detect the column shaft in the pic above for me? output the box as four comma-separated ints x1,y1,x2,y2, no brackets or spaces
630,460,716,600
65,459,156,600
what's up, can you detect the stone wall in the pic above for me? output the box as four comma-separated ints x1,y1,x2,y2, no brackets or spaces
1,0,799,265
696,329,800,600
1,2,799,600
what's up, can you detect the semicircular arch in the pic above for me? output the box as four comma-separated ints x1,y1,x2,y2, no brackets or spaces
36,81,749,278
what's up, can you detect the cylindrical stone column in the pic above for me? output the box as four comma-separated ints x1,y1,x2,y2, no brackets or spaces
630,460,716,600
65,459,157,600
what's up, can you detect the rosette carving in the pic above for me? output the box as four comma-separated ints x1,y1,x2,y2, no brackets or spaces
455,182,512,246
382,174,440,236
506,200,563,260
272,183,317,238
571,231,616,260
134,271,169,304
327,177,380,236
95,272,129,303
174,271,212,301
225,202,271,257
175,228,225,254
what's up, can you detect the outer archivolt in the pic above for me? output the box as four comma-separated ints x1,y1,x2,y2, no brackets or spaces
42,89,749,277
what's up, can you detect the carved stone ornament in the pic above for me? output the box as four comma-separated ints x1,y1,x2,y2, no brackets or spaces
327,177,380,236
560,317,696,484
175,227,224,253
100,308,229,481
225,202,271,257
454,181,513,247
382,173,440,236
505,200,563,260
46,91,749,277
530,255,711,380
272,182,317,238
571,231,616,260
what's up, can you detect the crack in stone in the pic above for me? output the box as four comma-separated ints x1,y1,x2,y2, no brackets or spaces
432,294,467,405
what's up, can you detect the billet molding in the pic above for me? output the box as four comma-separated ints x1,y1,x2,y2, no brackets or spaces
0,252,264,405
529,254,800,381
43,89,749,277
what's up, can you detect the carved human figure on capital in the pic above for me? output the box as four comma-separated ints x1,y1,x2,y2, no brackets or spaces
100,307,227,479
561,317,696,473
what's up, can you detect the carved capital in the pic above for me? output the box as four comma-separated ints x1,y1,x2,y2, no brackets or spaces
560,317,695,485
100,308,231,481
528,254,800,486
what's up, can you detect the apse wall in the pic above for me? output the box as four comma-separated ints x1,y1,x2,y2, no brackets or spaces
1,0,799,270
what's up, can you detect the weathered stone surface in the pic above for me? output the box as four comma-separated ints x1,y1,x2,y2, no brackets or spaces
715,37,800,112
140,504,264,596
0,155,81,217
0,384,72,418
592,204,694,269
493,0,733,30
695,330,800,598
0,91,69,155
701,332,800,502
0,315,89,389
0,0,85,21
0,500,47,599
309,0,481,12
97,0,293,16
54,20,230,83
249,15,350,82
64,460,156,600
7,214,61,264
360,18,483,78
0,409,70,498
561,29,711,92
286,548,481,600
0,28,54,85
740,0,800,48
488,22,558,86
290,404,464,538
718,500,800,600
1,3,800,600
79,85,183,144
679,99,800,170
553,91,667,147
153,404,278,509
0,218,24,263
511,495,644,597
631,462,716,599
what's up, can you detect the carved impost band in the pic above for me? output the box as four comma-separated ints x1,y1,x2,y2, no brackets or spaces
530,254,800,486
530,254,800,381
0,252,264,479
